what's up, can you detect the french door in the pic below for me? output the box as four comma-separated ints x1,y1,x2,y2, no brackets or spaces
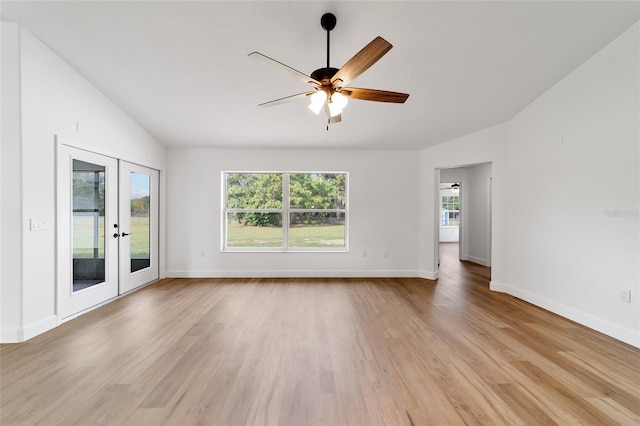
118,161,159,294
57,144,159,319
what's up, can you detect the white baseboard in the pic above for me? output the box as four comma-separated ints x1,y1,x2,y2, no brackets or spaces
490,281,639,348
23,315,58,340
1,315,58,343
1,327,23,343
166,269,421,279
461,255,490,267
419,269,439,280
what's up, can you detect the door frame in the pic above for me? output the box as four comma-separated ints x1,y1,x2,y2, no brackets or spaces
56,137,161,321
435,162,493,276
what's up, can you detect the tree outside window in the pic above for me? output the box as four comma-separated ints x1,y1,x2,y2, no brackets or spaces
223,172,348,251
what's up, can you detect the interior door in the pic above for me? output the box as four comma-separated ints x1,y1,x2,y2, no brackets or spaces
57,145,119,319
118,161,159,293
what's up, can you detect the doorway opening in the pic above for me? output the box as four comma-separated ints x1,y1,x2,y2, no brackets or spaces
436,163,492,277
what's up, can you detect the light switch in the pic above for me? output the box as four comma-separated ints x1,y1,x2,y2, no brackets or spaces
29,219,48,231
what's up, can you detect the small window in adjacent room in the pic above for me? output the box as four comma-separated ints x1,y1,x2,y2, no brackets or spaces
222,172,348,251
441,195,460,227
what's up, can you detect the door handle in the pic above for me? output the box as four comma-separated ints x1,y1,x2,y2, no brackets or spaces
121,232,131,237
113,233,120,238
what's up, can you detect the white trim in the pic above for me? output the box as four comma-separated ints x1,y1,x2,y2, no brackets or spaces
1,328,23,343
490,281,640,348
1,315,58,343
460,255,490,267
419,269,439,280
23,315,58,340
166,269,421,278
433,169,441,275
60,278,158,324
56,136,118,161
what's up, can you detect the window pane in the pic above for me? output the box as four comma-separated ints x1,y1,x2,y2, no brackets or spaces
289,173,346,209
441,194,460,227
226,173,282,209
442,195,459,211
130,172,151,273
226,213,283,247
72,160,106,292
289,212,345,248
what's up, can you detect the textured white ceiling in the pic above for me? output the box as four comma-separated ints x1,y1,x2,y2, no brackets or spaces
2,1,639,150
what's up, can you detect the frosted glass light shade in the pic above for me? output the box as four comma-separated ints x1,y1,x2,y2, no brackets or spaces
308,90,327,115
328,92,348,117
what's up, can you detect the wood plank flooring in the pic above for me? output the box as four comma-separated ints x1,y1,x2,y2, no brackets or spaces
2,243,639,425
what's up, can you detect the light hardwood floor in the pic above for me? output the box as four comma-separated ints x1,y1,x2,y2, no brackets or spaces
2,243,639,425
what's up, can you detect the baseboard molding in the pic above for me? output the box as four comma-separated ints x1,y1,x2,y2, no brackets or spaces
460,255,490,267
419,269,439,280
1,327,23,343
1,315,58,343
24,315,58,340
166,269,422,279
490,281,640,348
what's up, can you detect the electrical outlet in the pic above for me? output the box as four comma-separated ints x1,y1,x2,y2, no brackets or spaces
618,289,631,303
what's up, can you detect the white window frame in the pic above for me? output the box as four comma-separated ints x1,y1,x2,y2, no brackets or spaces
221,171,349,252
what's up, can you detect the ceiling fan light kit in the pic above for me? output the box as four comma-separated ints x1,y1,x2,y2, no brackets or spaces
249,12,409,127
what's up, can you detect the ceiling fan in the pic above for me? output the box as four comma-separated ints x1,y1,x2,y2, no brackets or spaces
249,13,409,127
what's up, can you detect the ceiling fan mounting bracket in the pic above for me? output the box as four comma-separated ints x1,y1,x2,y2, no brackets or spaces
321,13,336,32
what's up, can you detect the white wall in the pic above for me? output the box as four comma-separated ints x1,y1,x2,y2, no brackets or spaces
421,23,639,347
496,22,639,347
0,24,167,342
1,23,23,338
166,148,420,277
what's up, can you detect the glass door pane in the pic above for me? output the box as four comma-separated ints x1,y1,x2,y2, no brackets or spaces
72,160,106,292
130,172,151,273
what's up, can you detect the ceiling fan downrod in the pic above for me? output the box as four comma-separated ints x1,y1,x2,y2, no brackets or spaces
321,13,336,68
311,13,339,84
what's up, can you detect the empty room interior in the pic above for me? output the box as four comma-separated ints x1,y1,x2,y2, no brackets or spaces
1,1,639,425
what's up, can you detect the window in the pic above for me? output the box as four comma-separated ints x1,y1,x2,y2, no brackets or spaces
441,195,460,226
223,172,348,251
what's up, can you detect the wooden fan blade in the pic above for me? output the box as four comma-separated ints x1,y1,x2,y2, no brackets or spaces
258,91,315,107
249,52,320,86
330,36,392,87
341,87,409,103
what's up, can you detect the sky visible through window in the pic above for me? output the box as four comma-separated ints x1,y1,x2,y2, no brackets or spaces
130,173,149,199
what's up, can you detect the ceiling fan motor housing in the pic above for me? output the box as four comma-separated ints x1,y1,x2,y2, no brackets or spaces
310,67,339,84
